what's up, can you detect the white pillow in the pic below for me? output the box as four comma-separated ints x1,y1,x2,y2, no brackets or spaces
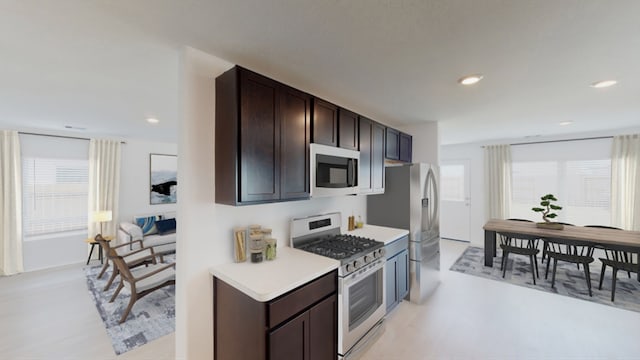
119,222,144,241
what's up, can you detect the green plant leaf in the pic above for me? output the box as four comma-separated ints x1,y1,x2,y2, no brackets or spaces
532,207,544,212
550,205,562,210
547,213,558,218
540,201,550,206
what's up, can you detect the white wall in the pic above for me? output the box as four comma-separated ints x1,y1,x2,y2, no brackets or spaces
177,47,367,359
401,122,439,165
118,140,177,223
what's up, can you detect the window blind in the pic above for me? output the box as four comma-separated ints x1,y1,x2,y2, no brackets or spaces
510,138,612,226
20,134,89,237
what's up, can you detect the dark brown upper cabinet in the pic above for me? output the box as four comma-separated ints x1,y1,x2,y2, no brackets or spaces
312,99,338,147
385,127,400,160
215,66,310,205
399,132,413,163
359,117,385,194
280,86,312,200
385,127,412,163
338,108,359,150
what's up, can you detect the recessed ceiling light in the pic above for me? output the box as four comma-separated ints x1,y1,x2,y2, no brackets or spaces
559,121,573,126
458,74,484,85
146,118,159,124
590,80,617,88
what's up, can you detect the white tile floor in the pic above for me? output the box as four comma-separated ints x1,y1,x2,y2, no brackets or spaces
1,239,639,359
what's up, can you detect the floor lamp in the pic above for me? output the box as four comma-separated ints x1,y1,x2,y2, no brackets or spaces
92,210,113,236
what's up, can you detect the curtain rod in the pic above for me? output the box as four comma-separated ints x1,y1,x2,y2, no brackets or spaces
18,131,126,144
482,135,613,148
510,135,612,146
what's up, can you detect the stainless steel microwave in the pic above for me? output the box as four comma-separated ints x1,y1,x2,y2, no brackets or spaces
310,143,359,197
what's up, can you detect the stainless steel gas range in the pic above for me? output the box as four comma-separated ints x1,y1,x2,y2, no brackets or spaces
291,213,386,359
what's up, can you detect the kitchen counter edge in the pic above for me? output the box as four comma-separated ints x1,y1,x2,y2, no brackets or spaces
349,224,409,244
210,246,340,302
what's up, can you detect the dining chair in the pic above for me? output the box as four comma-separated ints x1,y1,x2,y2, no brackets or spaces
540,222,575,265
499,220,540,284
94,235,157,291
585,225,631,279
597,244,638,301
105,245,176,324
544,237,595,296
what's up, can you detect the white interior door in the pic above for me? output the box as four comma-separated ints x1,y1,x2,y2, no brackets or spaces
440,160,470,241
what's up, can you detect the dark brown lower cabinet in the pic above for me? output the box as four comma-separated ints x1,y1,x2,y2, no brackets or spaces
214,271,337,360
269,295,337,360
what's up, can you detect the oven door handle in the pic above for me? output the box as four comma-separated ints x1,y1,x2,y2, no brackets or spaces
342,259,385,286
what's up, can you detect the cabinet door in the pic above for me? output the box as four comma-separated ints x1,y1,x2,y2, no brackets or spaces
358,117,372,193
338,108,359,150
385,256,398,312
385,127,399,160
240,70,280,202
269,310,309,360
399,132,412,163
280,87,311,200
309,295,337,360
371,122,385,192
398,249,409,300
312,99,338,147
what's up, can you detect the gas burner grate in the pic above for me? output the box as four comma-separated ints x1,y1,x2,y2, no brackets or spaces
297,234,383,261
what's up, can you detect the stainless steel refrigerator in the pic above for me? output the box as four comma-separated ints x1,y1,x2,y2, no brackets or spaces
367,163,440,304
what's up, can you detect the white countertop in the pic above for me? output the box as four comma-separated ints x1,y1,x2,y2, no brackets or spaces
210,246,340,302
348,224,409,245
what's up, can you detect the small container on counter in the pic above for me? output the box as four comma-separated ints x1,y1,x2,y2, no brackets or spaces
250,248,264,263
249,230,265,263
232,227,247,262
265,238,277,260
248,225,262,238
348,216,355,231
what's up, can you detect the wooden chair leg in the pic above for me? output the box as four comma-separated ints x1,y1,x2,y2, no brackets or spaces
545,257,551,280
583,263,592,297
119,293,137,324
611,268,618,302
551,258,558,288
533,254,539,278
529,255,536,285
97,259,109,279
103,265,119,291
110,281,124,303
599,263,607,290
502,252,509,278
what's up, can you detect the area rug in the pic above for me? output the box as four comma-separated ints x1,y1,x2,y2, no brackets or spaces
450,246,640,313
84,255,175,355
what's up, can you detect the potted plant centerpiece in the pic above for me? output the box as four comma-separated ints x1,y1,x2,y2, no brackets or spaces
532,194,564,230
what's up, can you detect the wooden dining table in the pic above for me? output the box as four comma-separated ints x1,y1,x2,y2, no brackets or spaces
483,219,640,279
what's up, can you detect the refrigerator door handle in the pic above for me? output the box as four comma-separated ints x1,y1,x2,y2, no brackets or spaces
428,167,439,227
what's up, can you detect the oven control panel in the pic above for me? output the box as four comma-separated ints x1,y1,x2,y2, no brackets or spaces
341,248,385,276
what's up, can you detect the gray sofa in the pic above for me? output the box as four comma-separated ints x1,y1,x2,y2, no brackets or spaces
117,212,177,255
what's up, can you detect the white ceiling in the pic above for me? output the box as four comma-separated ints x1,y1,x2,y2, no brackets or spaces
2,0,639,144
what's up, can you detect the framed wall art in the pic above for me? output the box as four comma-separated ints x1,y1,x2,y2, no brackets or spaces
150,153,177,204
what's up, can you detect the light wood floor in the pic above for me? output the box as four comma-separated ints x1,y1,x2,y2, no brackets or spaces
2,240,640,359
0,262,173,360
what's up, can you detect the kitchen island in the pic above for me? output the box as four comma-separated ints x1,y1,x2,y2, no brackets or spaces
210,246,340,360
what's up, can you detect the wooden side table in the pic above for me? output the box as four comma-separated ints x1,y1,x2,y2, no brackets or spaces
85,236,113,265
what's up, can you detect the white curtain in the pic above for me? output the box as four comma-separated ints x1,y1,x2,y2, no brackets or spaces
484,144,512,220
0,130,24,275
88,139,121,237
611,134,640,231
